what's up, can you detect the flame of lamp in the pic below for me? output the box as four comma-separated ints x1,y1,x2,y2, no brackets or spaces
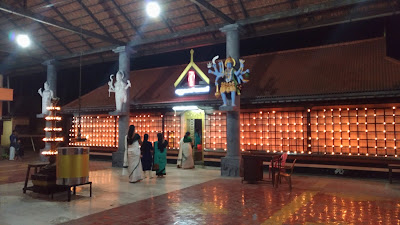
43,137,64,142
44,127,63,132
41,150,58,155
45,116,62,121
46,106,61,111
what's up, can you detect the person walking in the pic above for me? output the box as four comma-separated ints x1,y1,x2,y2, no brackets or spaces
194,129,201,150
14,140,22,161
179,132,194,169
154,133,168,178
127,125,144,183
141,134,153,178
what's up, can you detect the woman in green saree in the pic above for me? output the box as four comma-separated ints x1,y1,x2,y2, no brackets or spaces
154,133,168,178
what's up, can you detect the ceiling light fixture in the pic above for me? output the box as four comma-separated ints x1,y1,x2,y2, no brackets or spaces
16,34,31,48
146,2,161,18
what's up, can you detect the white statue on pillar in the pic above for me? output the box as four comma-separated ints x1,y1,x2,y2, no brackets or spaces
38,81,54,115
108,70,131,112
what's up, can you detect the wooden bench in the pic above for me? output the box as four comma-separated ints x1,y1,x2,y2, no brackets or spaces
388,164,400,184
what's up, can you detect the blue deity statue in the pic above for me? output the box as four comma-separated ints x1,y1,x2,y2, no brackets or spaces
208,56,249,107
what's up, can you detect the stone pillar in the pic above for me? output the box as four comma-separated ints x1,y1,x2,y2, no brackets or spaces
221,24,240,62
220,24,241,177
112,46,131,167
41,60,58,162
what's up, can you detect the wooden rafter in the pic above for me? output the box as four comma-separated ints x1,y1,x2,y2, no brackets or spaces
0,1,125,45
15,0,72,54
44,0,94,49
189,0,235,24
109,0,143,39
0,10,52,59
77,0,115,41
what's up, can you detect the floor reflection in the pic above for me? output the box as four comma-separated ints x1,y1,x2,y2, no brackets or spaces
60,175,400,225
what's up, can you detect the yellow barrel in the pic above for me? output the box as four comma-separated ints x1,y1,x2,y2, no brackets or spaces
56,147,90,185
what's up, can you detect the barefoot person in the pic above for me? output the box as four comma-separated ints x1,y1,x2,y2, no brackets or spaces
154,133,168,178
180,132,194,169
127,125,144,183
141,134,154,178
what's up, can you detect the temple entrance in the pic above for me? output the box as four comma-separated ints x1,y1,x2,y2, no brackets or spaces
183,110,204,163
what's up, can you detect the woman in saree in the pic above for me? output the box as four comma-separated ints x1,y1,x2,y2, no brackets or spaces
127,125,144,183
141,134,153,178
154,133,168,178
180,132,194,169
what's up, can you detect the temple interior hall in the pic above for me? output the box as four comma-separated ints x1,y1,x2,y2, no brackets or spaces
1,1,400,224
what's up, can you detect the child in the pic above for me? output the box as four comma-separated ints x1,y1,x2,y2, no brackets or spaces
14,140,22,161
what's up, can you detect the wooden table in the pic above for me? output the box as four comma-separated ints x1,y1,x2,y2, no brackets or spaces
388,164,400,184
241,153,281,185
51,182,92,202
23,162,49,193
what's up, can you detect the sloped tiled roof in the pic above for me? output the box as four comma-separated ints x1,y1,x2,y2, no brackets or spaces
63,37,400,112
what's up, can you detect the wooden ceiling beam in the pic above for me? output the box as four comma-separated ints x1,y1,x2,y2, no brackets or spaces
109,0,143,39
189,0,235,24
161,15,175,33
194,4,218,40
50,8,400,63
237,0,249,18
4,0,397,73
0,1,125,45
44,0,94,49
13,0,73,54
194,4,209,26
77,0,116,41
237,0,376,26
0,10,52,59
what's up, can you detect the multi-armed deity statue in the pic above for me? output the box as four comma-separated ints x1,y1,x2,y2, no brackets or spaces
208,56,249,107
38,81,54,115
108,70,131,112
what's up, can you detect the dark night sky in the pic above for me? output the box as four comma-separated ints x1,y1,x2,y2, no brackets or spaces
6,16,400,119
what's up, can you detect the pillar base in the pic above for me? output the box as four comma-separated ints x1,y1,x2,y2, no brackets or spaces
112,151,125,167
221,156,240,177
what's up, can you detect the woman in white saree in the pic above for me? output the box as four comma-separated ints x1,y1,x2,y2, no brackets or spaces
127,125,144,183
179,132,195,169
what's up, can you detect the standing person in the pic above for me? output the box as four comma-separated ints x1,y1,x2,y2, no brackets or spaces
9,130,17,160
194,129,201,150
154,133,168,178
141,134,153,179
177,136,183,168
127,125,144,183
123,134,128,168
180,132,195,169
14,140,22,161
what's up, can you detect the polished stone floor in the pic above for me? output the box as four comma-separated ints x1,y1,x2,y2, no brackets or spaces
1,153,400,225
